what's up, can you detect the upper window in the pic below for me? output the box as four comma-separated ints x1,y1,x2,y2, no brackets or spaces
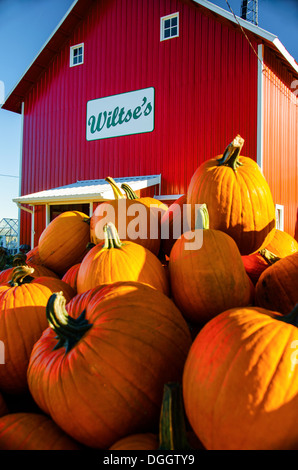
70,43,84,67
160,12,179,41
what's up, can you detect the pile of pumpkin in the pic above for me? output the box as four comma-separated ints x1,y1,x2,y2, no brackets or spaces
0,135,297,450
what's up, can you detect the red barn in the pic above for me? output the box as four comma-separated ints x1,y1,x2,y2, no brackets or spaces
2,0,298,247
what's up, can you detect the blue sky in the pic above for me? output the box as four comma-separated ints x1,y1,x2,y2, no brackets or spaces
0,0,297,223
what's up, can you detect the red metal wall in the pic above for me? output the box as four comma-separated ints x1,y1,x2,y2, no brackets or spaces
263,46,298,237
20,0,258,245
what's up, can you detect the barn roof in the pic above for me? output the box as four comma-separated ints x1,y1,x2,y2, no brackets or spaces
13,175,162,206
2,0,298,114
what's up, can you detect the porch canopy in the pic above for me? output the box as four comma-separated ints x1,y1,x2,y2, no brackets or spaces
13,174,162,207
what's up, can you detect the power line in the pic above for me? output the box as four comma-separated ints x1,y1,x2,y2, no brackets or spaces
0,173,19,178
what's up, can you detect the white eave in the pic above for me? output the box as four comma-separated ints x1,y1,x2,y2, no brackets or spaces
13,175,161,206
193,0,298,75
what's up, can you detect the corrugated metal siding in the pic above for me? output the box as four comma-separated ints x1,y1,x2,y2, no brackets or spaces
20,0,258,245
263,46,298,237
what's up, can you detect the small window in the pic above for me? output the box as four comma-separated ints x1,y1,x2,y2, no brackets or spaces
275,204,284,231
160,12,179,41
70,43,84,67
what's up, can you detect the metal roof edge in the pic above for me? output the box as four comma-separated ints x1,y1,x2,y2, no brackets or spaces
193,0,298,75
273,38,298,75
12,175,161,205
1,0,80,113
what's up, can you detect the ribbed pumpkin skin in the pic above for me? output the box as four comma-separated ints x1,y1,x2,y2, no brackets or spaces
0,264,59,285
183,307,298,450
242,230,298,285
62,263,80,293
187,156,276,255
0,277,75,394
255,252,298,315
90,199,162,256
169,229,252,324
27,282,192,449
76,241,169,296
266,229,298,258
0,268,14,285
26,246,43,266
38,211,90,276
109,433,159,450
0,413,82,450
241,252,271,285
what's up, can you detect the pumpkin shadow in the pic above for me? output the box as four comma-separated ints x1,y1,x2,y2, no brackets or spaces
210,218,276,256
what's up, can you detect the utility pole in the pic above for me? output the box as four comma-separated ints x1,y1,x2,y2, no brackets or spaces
241,0,258,26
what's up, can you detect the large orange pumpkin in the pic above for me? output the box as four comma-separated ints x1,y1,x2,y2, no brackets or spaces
27,282,192,449
0,266,75,394
38,211,91,276
0,413,82,450
242,229,298,285
255,251,298,315
169,204,252,324
77,222,169,296
266,229,298,258
25,246,43,265
187,135,276,255
61,263,81,293
183,304,298,450
90,177,162,255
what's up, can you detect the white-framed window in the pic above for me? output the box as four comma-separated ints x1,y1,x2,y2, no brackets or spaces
160,12,179,41
70,43,84,67
275,204,284,231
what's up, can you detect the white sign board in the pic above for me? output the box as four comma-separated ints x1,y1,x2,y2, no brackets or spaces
86,87,154,141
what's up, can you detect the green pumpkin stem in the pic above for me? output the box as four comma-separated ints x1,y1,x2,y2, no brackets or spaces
46,292,92,353
105,177,125,199
158,383,191,451
195,203,209,230
274,303,298,327
121,183,138,200
259,248,280,265
86,242,96,251
12,253,27,267
9,265,35,287
217,135,245,171
275,304,298,328
103,222,124,249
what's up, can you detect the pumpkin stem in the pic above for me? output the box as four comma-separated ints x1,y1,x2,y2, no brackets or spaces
121,183,138,200
195,203,209,230
46,292,93,353
103,222,124,249
9,265,35,287
105,177,125,199
259,248,280,265
12,253,27,267
275,304,298,328
86,242,96,251
217,135,245,171
158,383,191,451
